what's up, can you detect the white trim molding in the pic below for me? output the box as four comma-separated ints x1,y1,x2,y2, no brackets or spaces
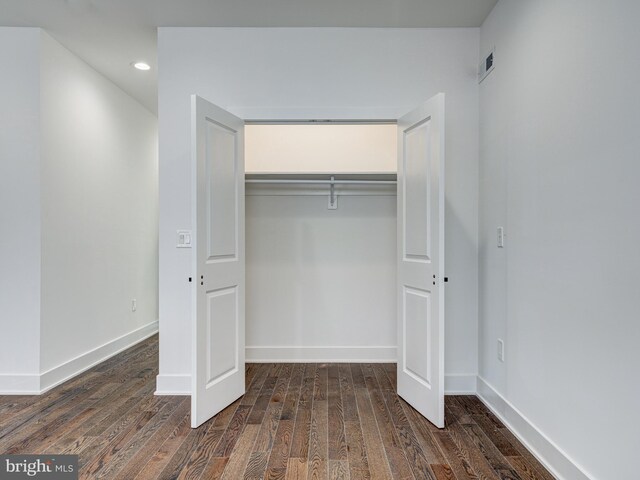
444,374,477,394
0,374,41,395
155,374,191,396
477,376,594,480
230,106,402,122
152,371,480,397
245,345,397,363
0,321,159,395
154,344,478,397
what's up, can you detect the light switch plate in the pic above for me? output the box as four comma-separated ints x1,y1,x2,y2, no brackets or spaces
177,230,192,248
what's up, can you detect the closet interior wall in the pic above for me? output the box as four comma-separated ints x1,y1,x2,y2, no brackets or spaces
245,173,398,362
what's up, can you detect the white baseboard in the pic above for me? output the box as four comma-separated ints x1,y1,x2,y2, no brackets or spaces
155,374,191,396
0,321,159,395
444,374,477,394
0,374,42,395
39,320,159,394
152,372,479,397
477,376,593,480
245,345,397,363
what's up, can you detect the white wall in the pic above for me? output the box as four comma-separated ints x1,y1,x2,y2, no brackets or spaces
246,194,397,361
0,29,159,393
158,27,480,392
0,28,42,390
479,2,640,479
245,124,397,173
38,33,159,381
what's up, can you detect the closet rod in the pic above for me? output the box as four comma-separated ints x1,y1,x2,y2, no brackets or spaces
245,179,397,185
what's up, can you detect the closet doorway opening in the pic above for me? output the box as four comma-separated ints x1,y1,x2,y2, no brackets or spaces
190,96,445,430
244,122,398,378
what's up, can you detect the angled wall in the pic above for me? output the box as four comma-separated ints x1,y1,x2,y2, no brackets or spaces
478,2,640,479
39,33,159,386
0,29,159,393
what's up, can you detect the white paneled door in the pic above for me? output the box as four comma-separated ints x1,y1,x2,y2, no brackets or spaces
191,95,245,428
397,94,445,428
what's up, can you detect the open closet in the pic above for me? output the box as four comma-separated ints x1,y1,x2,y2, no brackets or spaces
244,123,398,366
190,95,445,432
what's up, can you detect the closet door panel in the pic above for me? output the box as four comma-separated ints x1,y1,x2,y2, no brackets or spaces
397,93,445,428
191,95,245,428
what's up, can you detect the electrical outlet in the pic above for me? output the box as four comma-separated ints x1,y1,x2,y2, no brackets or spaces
131,299,137,312
497,338,505,362
497,227,505,248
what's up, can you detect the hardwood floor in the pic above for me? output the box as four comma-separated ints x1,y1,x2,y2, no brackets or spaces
0,335,554,479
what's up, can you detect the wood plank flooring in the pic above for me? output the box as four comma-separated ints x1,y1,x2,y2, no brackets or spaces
0,336,555,480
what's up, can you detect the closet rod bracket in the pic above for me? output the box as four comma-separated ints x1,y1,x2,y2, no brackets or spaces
328,176,338,210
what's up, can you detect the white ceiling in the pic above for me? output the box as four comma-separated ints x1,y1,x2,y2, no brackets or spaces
0,0,497,114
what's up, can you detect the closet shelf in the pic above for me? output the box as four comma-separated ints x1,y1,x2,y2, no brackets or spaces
245,173,397,203
246,172,396,183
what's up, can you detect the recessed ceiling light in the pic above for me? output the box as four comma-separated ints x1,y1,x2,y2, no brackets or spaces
132,62,151,71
